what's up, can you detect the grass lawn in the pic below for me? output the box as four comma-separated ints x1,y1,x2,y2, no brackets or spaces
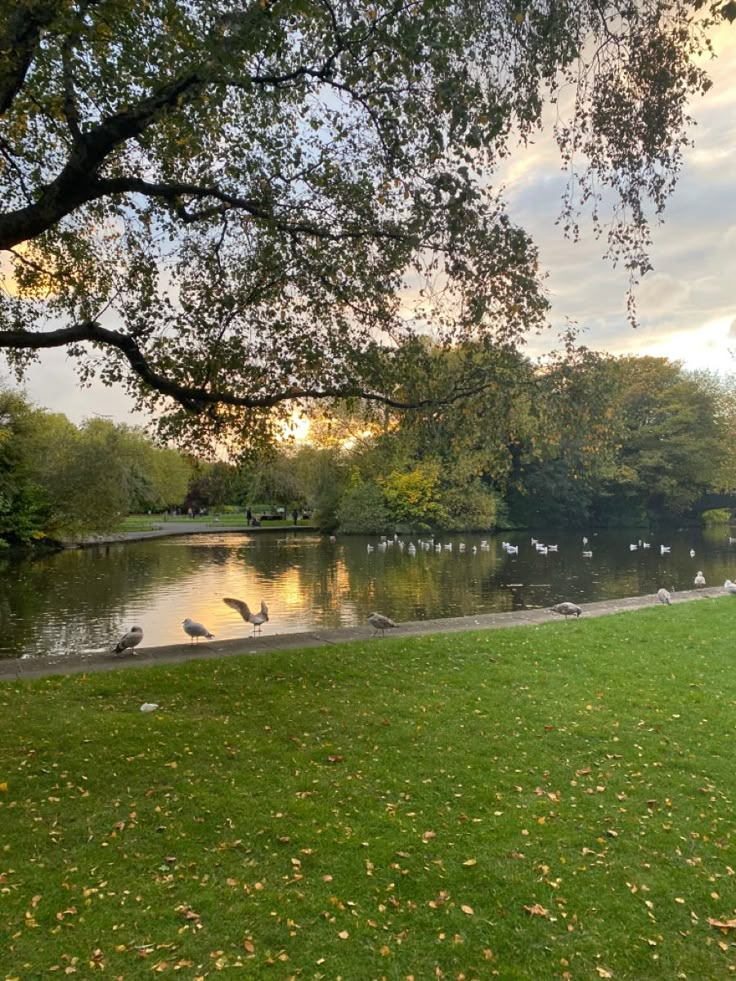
1,600,735,979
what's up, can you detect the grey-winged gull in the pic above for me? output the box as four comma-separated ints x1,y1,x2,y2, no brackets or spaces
113,625,143,654
182,618,214,643
223,597,269,635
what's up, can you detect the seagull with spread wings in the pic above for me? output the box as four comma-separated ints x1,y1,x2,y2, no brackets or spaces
224,597,270,635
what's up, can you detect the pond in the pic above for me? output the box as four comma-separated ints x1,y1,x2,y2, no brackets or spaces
2,526,735,660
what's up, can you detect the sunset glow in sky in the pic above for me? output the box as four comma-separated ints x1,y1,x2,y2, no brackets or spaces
3,25,735,425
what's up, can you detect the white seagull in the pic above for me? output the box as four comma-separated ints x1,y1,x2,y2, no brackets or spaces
724,580,736,595
657,588,672,605
694,571,706,587
113,625,143,655
182,618,214,643
368,612,398,637
223,597,269,635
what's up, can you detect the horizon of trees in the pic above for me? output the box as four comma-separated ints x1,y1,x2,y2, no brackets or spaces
2,347,735,547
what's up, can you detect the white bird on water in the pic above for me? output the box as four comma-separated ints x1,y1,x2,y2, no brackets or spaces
182,618,214,643
657,588,672,605
368,612,397,637
550,602,582,620
113,625,143,655
694,571,706,587
223,597,269,635
724,580,736,595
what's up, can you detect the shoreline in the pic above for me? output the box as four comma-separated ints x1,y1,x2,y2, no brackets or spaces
59,521,319,548
0,585,726,682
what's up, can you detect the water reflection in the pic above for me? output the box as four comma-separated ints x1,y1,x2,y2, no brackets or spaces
1,526,735,660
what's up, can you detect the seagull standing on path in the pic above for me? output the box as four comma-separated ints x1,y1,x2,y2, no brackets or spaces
368,612,398,637
182,618,214,643
223,597,269,635
113,625,143,655
657,588,672,605
550,602,582,620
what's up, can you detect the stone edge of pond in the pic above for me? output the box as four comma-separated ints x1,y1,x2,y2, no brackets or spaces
60,522,319,548
0,587,727,682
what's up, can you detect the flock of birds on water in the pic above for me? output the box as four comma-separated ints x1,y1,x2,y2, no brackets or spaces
111,534,736,655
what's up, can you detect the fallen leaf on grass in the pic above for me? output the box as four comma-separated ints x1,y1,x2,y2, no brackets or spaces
523,904,549,918
461,904,474,915
596,967,613,978
428,890,450,909
175,904,202,925
462,859,477,867
707,917,736,930
422,830,436,841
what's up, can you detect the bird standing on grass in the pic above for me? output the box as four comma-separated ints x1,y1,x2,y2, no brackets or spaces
223,597,269,635
657,588,672,605
550,602,582,620
113,625,143,654
368,612,397,637
182,618,214,643
724,580,736,595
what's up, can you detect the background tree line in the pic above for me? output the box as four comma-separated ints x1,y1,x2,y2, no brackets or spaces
2,349,734,546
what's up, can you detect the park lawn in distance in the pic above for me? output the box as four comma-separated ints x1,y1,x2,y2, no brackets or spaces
118,514,311,533
1,600,735,979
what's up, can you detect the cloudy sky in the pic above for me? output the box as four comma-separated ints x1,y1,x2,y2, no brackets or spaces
3,22,735,426
508,19,736,370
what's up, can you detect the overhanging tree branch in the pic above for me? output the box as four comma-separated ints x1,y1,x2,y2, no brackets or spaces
0,322,498,412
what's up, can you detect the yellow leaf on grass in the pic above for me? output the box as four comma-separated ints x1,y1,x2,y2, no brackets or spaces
462,859,477,867
595,968,613,978
461,905,474,915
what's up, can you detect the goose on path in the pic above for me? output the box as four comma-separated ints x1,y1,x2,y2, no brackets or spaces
694,571,706,587
657,588,672,605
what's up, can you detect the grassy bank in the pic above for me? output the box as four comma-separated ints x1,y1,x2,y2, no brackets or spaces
119,514,311,533
2,600,735,979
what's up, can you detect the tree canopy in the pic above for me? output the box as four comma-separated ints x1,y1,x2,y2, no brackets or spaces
0,0,727,446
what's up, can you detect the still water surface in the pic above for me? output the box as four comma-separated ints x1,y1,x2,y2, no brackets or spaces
2,527,735,660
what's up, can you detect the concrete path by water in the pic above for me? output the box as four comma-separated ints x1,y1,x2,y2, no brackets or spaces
62,520,316,548
0,586,726,683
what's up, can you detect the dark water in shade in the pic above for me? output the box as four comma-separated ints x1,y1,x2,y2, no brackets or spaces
1,526,735,660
